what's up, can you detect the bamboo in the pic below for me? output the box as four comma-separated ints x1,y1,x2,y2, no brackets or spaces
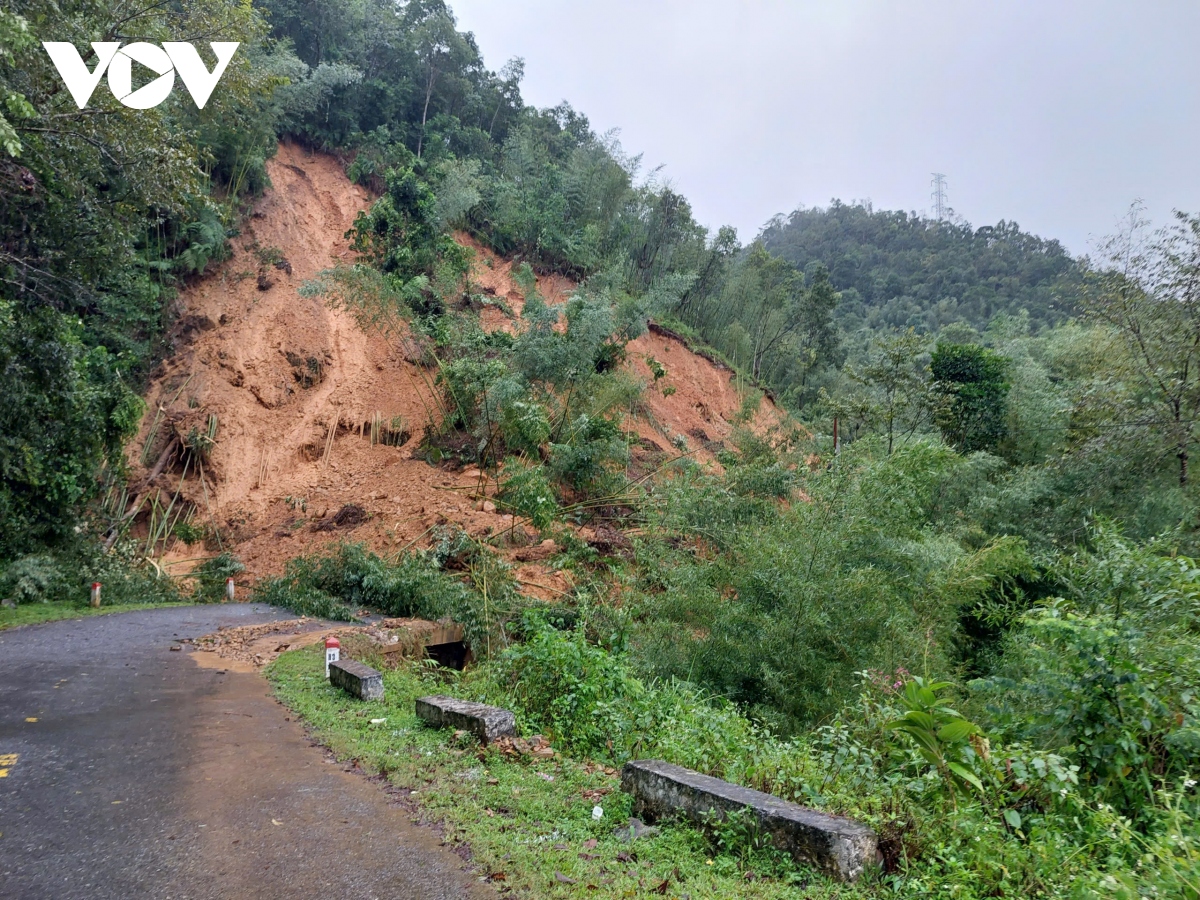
140,407,164,466
322,414,338,467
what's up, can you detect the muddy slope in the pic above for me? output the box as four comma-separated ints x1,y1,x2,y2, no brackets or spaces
129,144,784,584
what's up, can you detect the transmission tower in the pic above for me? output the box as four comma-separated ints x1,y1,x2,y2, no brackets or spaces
931,173,948,220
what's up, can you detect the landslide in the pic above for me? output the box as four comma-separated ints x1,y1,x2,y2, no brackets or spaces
127,143,783,589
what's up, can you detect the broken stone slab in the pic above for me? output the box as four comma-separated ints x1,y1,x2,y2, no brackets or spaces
328,659,384,701
621,759,878,883
415,695,515,745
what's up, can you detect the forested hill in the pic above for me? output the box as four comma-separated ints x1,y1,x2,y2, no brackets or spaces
760,202,1085,335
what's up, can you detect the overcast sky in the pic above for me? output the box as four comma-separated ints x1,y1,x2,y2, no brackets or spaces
449,0,1200,257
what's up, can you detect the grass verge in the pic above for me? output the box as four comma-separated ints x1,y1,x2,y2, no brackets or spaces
0,600,196,632
268,643,854,899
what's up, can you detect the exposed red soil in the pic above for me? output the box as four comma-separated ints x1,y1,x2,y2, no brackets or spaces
461,233,783,463
625,324,783,462
458,232,575,333
131,143,504,581
128,144,787,587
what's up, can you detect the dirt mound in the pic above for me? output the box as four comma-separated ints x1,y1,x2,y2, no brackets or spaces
129,143,511,580
190,618,353,671
128,144,788,586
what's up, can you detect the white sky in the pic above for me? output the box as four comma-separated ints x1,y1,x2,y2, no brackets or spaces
449,0,1200,256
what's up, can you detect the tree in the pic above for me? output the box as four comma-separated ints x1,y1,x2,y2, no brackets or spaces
488,58,525,139
675,225,739,319
408,1,471,159
759,200,1083,335
857,328,930,454
0,0,276,558
931,342,1010,454
0,10,34,157
795,265,841,392
724,244,804,381
1082,208,1200,486
716,245,840,386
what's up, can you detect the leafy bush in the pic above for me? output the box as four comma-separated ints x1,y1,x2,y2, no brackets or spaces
252,576,356,621
192,552,245,604
0,554,65,604
498,461,559,530
887,677,986,801
0,534,182,609
251,541,530,654
930,342,1011,454
977,607,1200,818
548,413,629,498
1082,788,1200,899
633,440,1032,728
491,614,651,756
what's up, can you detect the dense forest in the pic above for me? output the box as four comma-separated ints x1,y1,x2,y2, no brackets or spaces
3,0,1200,896
760,202,1083,335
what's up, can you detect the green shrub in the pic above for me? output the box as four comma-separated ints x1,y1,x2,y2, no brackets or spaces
498,461,559,530
492,613,645,756
976,607,1200,818
250,541,530,655
252,576,356,621
0,536,184,608
192,552,245,604
1082,788,1200,899
0,554,66,604
633,440,1032,728
548,413,629,498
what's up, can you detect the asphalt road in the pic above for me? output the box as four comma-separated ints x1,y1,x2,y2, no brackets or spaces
0,605,493,900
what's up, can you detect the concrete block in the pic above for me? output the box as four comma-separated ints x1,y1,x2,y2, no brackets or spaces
415,695,515,744
621,759,878,883
329,658,384,701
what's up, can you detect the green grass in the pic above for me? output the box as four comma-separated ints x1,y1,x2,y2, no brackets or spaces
268,644,858,899
0,600,196,632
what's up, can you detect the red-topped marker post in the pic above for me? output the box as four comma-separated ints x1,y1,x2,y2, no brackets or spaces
325,637,340,678
90,582,101,608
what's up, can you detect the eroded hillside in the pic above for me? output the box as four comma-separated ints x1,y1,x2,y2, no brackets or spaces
127,143,782,591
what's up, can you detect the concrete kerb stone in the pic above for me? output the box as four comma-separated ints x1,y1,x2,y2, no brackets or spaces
415,695,515,745
621,759,879,883
328,658,384,701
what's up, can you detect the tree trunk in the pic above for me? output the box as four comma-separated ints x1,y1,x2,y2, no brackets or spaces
1175,398,1188,486
418,67,436,159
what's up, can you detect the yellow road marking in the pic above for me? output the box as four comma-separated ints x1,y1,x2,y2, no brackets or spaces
24,717,37,723
0,753,17,778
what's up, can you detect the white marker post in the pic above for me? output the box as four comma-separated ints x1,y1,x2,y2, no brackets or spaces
225,577,235,603
325,637,340,678
90,582,102,609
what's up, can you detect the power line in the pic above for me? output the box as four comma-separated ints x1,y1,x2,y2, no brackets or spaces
931,173,948,220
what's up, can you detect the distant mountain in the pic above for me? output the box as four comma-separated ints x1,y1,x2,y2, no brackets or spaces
759,202,1085,335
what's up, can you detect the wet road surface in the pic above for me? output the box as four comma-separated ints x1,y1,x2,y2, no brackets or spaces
0,605,492,899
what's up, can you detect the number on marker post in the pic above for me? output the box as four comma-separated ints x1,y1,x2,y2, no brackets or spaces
325,637,340,678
